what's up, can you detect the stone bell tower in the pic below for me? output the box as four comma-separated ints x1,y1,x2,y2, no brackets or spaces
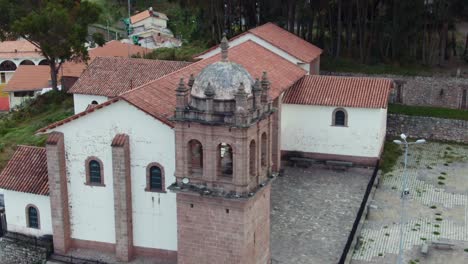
169,35,274,264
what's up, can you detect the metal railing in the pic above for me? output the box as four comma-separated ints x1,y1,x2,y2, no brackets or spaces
338,160,380,264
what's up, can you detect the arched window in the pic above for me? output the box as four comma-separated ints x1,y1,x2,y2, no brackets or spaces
261,133,267,167
85,157,104,186
249,140,256,177
91,100,98,105
146,163,165,192
218,143,233,178
26,205,39,229
38,60,50,65
188,140,203,176
19,60,35,66
0,60,17,71
332,108,348,126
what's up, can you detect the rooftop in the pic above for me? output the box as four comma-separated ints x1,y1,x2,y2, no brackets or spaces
4,65,52,92
88,40,151,59
69,57,191,97
196,23,323,63
283,75,394,109
130,9,169,24
0,146,48,196
39,40,306,132
0,40,43,59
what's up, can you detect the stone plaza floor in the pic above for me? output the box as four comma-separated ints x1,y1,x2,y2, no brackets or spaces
351,142,468,264
270,165,375,264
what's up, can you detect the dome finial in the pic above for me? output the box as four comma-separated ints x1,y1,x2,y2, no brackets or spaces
221,32,229,62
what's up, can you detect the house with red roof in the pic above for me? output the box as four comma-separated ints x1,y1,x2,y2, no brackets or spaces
0,23,394,264
282,75,394,164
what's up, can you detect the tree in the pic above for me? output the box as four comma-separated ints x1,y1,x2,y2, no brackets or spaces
0,0,104,90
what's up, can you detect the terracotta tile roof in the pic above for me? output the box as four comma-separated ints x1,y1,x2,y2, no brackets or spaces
131,10,151,24
249,23,322,62
68,57,191,97
0,146,49,196
283,75,394,109
38,40,306,132
0,40,43,59
130,10,168,24
61,62,87,78
195,23,322,63
4,65,51,92
121,40,306,127
88,40,151,59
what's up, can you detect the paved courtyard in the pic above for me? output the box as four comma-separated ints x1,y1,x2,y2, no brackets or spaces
352,142,468,264
271,165,375,264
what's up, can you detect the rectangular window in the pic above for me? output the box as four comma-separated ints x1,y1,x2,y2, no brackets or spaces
0,73,5,83
13,91,34,97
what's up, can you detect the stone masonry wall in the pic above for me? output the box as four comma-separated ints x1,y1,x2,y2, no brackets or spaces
322,72,468,110
387,114,468,143
0,237,48,264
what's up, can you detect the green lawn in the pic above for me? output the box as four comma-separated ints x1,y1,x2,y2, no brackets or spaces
388,104,468,121
380,140,404,174
0,91,73,170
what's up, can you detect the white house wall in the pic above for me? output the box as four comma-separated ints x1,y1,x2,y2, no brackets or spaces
281,104,386,158
4,190,52,237
196,34,309,73
52,100,177,251
8,91,40,110
132,17,167,31
73,94,109,114
0,71,15,84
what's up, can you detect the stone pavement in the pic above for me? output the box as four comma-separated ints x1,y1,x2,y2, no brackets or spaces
352,143,468,264
270,165,375,264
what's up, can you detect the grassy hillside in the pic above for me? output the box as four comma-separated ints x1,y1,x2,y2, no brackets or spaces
0,91,73,170
389,104,468,121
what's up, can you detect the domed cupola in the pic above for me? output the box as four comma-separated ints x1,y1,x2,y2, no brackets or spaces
191,35,254,100
174,34,273,127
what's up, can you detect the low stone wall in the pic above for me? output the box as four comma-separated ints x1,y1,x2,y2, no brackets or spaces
0,236,48,264
322,72,468,110
387,114,468,143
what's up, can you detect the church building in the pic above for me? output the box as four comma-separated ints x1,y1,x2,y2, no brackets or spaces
0,23,393,264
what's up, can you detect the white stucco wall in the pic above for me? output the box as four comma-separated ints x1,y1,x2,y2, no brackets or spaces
281,104,387,158
0,71,15,84
195,33,310,73
73,94,109,114
51,100,177,250
8,91,41,110
132,17,167,30
3,190,52,237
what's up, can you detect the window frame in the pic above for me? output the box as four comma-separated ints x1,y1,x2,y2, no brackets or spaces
332,108,348,127
145,162,166,193
25,204,40,229
85,157,105,187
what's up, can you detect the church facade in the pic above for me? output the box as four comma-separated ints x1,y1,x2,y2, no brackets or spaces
0,23,393,264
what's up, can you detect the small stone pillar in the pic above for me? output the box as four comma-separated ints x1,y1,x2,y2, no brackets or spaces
235,82,249,126
111,134,133,261
252,79,262,110
45,132,71,254
204,83,215,122
175,78,188,119
261,72,272,109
